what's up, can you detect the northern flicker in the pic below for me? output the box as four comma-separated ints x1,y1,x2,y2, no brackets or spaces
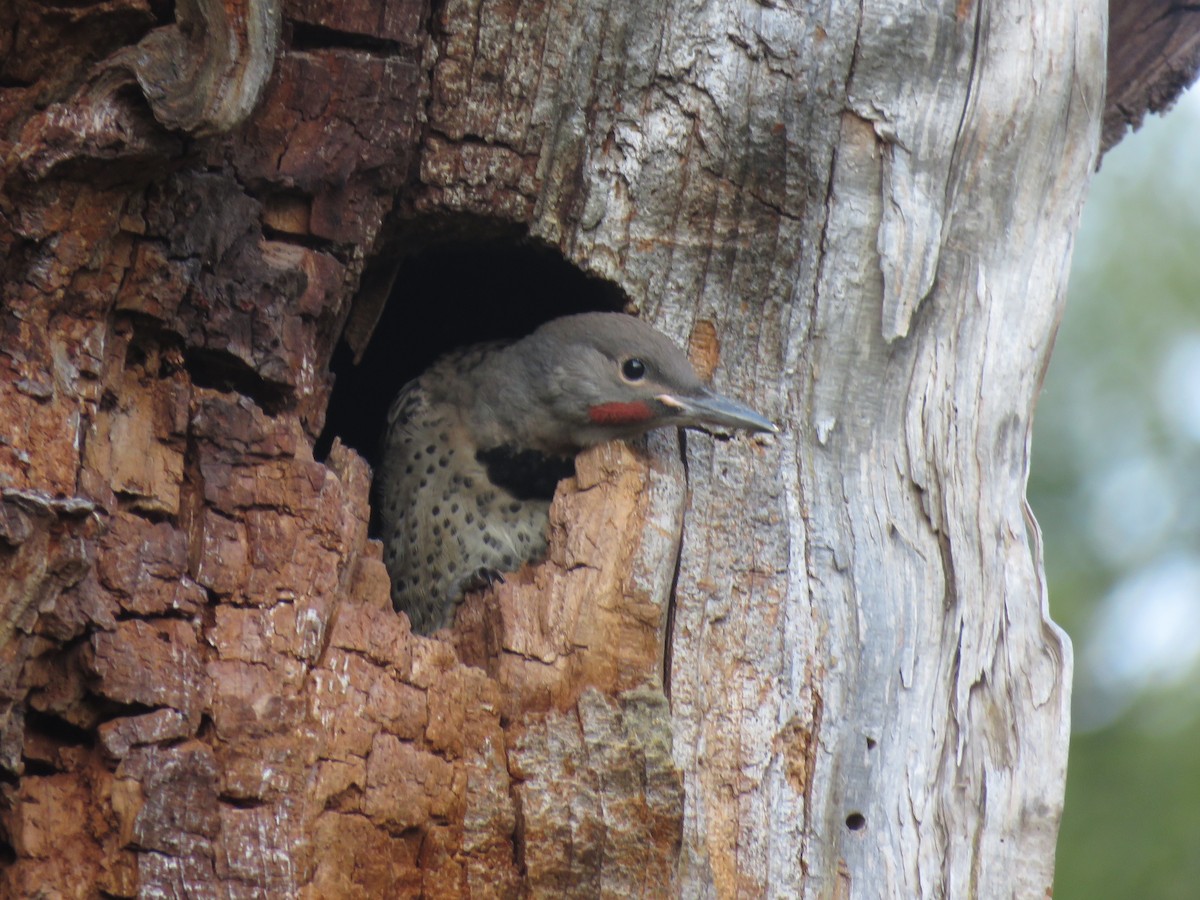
375,312,775,634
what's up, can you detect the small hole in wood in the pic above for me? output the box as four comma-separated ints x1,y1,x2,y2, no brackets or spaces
845,812,866,831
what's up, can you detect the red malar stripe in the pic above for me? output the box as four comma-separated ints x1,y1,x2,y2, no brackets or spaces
587,400,655,425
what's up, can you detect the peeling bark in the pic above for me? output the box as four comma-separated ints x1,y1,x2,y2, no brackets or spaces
0,0,1153,895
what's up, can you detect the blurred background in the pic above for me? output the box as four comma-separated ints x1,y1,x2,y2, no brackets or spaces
1031,84,1200,898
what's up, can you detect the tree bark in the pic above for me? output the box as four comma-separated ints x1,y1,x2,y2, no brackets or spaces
1106,0,1200,151
0,0,1120,896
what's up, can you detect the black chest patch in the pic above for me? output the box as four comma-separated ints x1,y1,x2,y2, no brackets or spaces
475,445,576,501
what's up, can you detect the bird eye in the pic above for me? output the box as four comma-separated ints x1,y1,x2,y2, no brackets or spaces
621,358,646,381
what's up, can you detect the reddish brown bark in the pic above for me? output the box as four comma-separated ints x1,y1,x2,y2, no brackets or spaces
1106,0,1200,151
1,0,685,892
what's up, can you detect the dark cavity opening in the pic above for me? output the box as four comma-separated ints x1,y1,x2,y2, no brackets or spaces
24,708,94,749
845,812,867,831
316,231,626,471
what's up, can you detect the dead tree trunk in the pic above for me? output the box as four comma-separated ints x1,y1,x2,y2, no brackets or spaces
0,0,1165,895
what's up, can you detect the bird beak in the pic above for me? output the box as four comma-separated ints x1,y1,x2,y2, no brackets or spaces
658,388,778,435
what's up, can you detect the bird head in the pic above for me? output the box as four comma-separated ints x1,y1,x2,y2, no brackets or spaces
479,312,776,454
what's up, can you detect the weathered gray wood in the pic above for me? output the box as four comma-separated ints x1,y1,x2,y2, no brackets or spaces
466,0,1104,894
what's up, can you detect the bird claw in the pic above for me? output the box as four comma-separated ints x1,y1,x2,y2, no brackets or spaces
473,567,506,589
